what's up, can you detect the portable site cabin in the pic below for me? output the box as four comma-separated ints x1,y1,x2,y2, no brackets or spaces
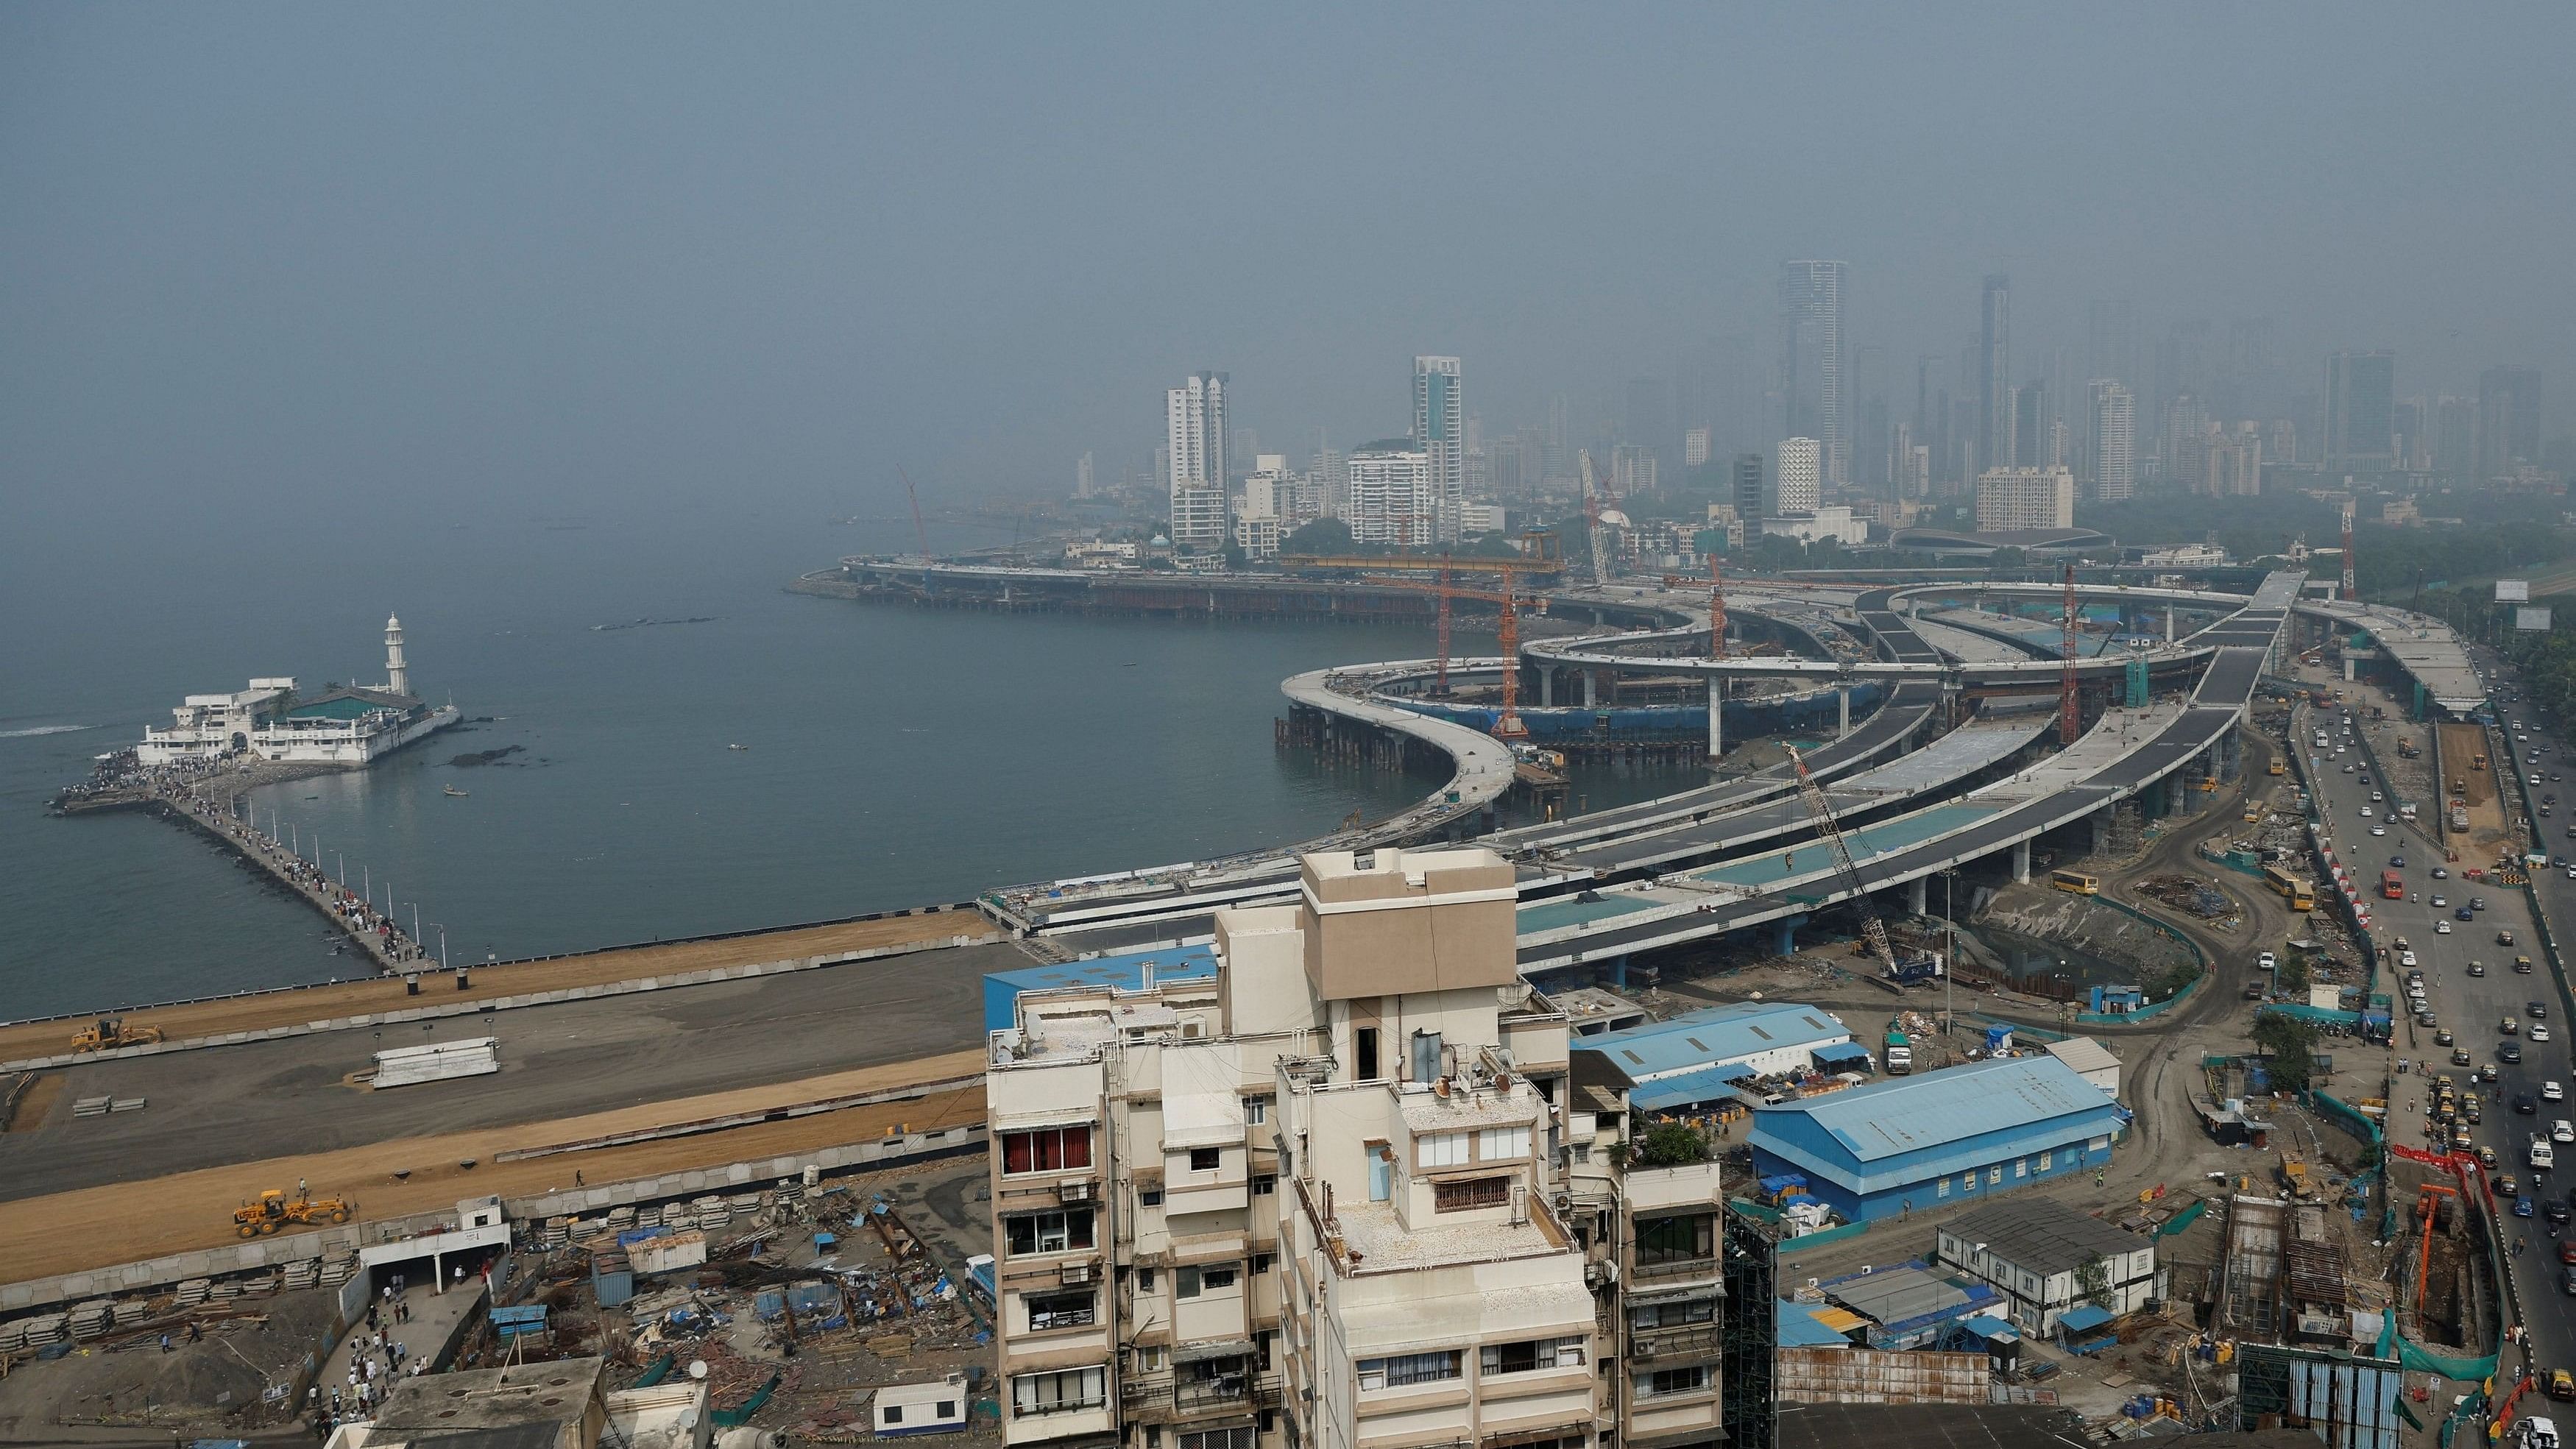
874,1374,970,1436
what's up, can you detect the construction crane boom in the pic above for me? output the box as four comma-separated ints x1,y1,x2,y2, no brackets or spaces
1279,552,1565,739
1579,452,1612,584
1784,745,1937,982
898,465,932,564
2059,563,2081,745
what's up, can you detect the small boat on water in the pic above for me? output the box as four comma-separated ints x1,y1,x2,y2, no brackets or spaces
443,784,469,797
728,743,749,751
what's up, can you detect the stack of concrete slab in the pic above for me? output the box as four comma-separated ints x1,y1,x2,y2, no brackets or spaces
371,1037,500,1089
68,1300,115,1340
283,1258,321,1291
13,1314,66,1348
321,1249,358,1285
174,1278,211,1308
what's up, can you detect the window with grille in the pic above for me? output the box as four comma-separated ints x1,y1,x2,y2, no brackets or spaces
1638,1364,1709,1399
1629,1297,1714,1330
1357,1350,1460,1390
1024,1290,1096,1331
1012,1367,1105,1415
1481,1336,1584,1375
1001,1126,1094,1175
1433,1176,1510,1212
1181,1429,1256,1449
1004,1209,1095,1256
1635,1213,1714,1264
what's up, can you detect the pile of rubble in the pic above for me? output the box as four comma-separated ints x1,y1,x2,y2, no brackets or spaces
2137,873,2237,921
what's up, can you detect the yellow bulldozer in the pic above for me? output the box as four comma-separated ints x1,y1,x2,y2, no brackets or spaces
70,1017,163,1053
233,1188,355,1237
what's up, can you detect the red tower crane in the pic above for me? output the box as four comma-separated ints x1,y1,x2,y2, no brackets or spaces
2059,563,2081,745
1280,551,1565,740
1707,551,1727,660
2339,497,2357,600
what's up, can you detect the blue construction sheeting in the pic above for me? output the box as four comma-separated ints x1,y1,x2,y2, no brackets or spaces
1811,1041,1874,1068
1575,1001,1852,1081
1747,1055,2132,1222
1775,1300,1853,1348
1628,1061,1757,1112
983,945,1218,1032
2057,1304,2115,1334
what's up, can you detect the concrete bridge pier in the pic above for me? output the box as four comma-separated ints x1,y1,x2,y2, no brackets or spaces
1707,679,1724,760
2218,730,2242,783
1540,670,1553,707
1583,671,1598,708
1839,686,1852,738
2091,806,2112,856
1772,913,1810,957
2165,609,2176,643
1908,876,1928,915
2011,838,2031,883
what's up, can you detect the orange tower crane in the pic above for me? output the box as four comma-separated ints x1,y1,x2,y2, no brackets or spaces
1280,551,1567,740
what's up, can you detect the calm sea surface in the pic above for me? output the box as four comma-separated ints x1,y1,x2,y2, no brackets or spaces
0,508,1687,1018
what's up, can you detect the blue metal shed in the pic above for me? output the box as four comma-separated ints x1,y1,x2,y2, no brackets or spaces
1747,1056,2131,1222
1573,1001,1852,1081
1627,1061,1757,1113
1811,1041,1874,1070
983,945,1218,1032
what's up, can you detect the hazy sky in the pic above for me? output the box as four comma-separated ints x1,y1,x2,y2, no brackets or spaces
5,3,2571,527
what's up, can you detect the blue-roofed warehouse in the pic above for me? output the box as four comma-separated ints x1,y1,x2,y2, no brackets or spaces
1571,1002,1856,1109
1748,1055,2130,1222
982,945,1218,1032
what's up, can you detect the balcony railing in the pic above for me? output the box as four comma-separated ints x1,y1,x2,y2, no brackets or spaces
1119,1372,1281,1417
1628,1320,1722,1360
1629,1253,1720,1283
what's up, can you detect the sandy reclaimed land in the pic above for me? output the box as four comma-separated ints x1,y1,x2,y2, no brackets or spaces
0,1049,989,1286
0,912,993,1061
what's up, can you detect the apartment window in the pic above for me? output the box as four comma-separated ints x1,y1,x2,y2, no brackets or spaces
1200,1264,1239,1292
1176,1264,1236,1299
1133,1346,1166,1372
1189,1147,1223,1173
1139,1186,1164,1208
1001,1126,1093,1175
1012,1366,1105,1416
1358,1350,1461,1390
1635,1213,1714,1265
1355,1027,1380,1081
1638,1365,1710,1400
1482,1336,1585,1375
1478,1125,1532,1161
1258,1410,1278,1436
1004,1208,1095,1256
1417,1132,1468,1169
1630,1297,1714,1331
1250,1253,1273,1275
1936,1177,1951,1200
1024,1289,1097,1331
1250,1174,1275,1197
1243,1096,1270,1124
1433,1176,1510,1212
1181,1430,1256,1449
885,1406,903,1424
1135,1269,1157,1293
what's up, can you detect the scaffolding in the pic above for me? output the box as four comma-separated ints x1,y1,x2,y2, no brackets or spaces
1721,1206,1778,1449
2218,1194,2287,1339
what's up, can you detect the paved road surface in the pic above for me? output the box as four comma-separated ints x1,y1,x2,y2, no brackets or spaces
2299,666,2576,1384
3,940,1014,1202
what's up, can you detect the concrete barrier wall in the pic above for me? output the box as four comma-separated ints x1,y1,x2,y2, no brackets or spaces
0,932,994,1074
0,1122,989,1317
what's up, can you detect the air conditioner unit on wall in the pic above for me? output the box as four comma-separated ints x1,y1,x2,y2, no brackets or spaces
1059,1179,1096,1202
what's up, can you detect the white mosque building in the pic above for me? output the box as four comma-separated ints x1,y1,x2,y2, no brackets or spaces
137,614,461,767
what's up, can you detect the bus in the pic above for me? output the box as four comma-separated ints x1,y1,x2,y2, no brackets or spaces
2263,865,2316,912
2380,869,2405,900
2050,870,2100,895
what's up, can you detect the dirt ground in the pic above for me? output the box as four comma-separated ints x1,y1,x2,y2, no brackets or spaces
0,911,994,1062
0,1049,988,1285
2437,722,2509,843
0,1285,342,1441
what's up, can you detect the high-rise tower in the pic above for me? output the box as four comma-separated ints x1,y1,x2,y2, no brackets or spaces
1166,372,1230,546
1412,357,1465,542
2322,351,2395,474
1978,274,2012,472
2478,366,2544,481
2088,381,2135,503
383,614,410,697
1779,261,1849,486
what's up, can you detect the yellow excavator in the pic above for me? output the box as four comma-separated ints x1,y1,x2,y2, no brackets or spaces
70,1017,163,1053
233,1188,355,1237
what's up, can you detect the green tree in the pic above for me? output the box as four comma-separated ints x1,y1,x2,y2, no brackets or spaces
2251,1012,2320,1093
2074,1253,2114,1310
1632,1121,1712,1167
1281,518,1356,556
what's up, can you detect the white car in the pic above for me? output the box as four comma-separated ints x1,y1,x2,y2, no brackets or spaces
2400,950,2420,968
2372,825,2388,836
2360,807,2375,818
2535,1024,2553,1043
2547,1082,2567,1102
2435,921,2452,934
2432,896,2449,907
2555,1119,2575,1144
2257,952,2277,971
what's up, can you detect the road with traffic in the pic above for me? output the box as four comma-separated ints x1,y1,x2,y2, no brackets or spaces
2295,665,2576,1386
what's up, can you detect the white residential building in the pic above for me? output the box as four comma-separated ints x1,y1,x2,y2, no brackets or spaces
985,846,1732,1449
1975,466,2076,532
1344,444,1437,547
1168,372,1231,548
1684,427,1712,469
2090,381,2135,503
1774,437,1820,514
1935,1197,2156,1334
1756,506,1866,547
1414,357,1466,543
